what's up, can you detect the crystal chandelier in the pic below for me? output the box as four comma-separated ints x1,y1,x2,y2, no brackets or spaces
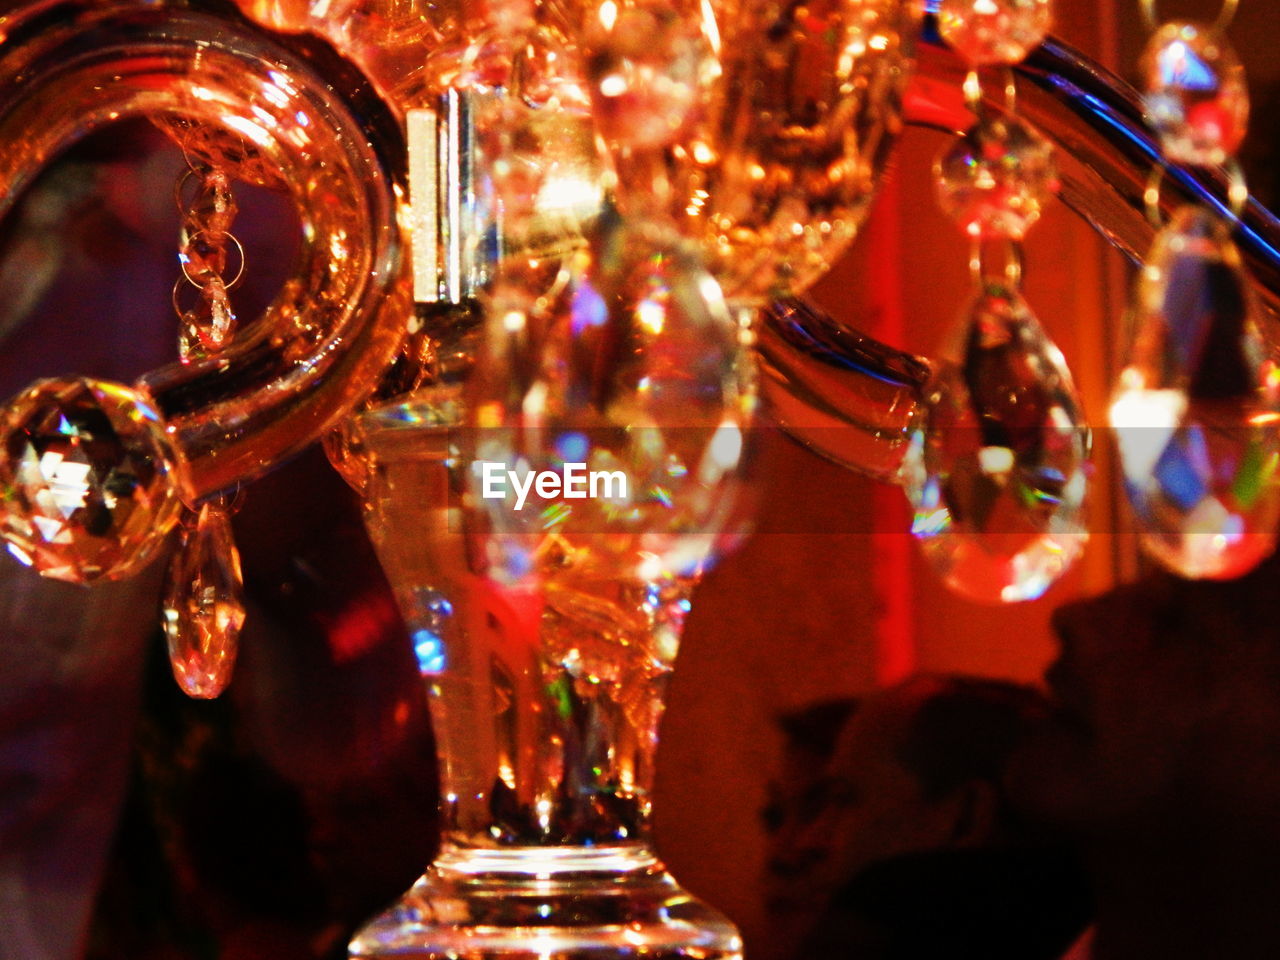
0,0,1276,956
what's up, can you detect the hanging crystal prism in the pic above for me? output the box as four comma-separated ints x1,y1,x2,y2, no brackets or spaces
913,14,1087,604
1111,205,1280,579
903,285,1090,603
163,498,246,699
164,157,248,697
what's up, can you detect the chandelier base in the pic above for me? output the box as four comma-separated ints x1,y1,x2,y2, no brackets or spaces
348,846,743,959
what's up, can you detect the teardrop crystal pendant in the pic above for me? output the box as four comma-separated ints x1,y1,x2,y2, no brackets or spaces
163,499,246,698
1111,205,1280,579
903,286,1089,603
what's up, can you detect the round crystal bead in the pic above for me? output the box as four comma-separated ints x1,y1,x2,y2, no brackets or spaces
935,115,1058,240
1140,21,1248,166
0,378,182,583
938,0,1053,66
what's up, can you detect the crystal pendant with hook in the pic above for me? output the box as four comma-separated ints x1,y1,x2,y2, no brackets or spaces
1111,205,1280,579
903,281,1090,604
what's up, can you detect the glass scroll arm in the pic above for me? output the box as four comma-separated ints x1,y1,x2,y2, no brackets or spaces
0,3,408,503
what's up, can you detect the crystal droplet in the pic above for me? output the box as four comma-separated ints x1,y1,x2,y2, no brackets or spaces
181,169,237,239
581,0,719,151
164,500,245,699
1141,22,1248,167
903,287,1089,603
938,0,1052,66
935,115,1058,240
468,213,756,585
1110,206,1280,579
0,378,181,583
178,279,237,361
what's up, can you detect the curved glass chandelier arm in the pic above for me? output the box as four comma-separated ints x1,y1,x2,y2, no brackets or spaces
0,2,408,502
758,298,931,483
765,15,1280,480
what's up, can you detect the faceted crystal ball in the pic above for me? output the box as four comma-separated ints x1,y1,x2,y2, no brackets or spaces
1141,21,1248,167
935,115,1058,240
938,0,1052,66
0,378,182,583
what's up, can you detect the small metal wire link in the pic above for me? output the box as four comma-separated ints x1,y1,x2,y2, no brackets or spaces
969,236,1025,289
1144,160,1249,229
178,229,245,290
963,66,1018,119
1140,0,1238,32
